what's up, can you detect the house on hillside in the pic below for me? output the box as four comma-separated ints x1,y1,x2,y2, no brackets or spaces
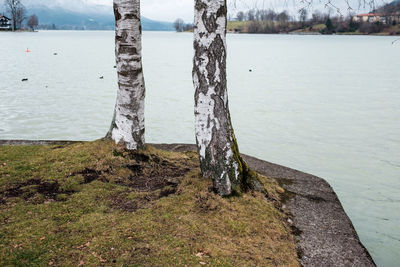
353,13,400,24
0,15,12,30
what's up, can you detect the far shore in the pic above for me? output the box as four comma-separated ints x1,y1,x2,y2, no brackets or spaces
1,28,399,37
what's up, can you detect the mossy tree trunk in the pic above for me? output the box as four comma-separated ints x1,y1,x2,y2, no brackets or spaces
193,0,257,196
106,0,145,150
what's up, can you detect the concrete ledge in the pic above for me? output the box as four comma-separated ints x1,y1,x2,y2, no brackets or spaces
0,140,376,266
240,153,376,267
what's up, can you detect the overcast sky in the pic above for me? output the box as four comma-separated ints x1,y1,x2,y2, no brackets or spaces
70,0,382,22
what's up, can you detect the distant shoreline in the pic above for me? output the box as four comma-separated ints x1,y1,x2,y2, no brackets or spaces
227,30,400,36
2,29,399,37
227,20,400,36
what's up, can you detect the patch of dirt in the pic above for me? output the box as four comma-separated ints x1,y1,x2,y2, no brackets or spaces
36,180,60,198
107,149,198,212
109,184,179,212
73,150,193,192
0,178,70,204
0,179,39,200
102,149,198,212
158,186,178,198
78,168,102,184
126,174,181,192
115,150,193,191
1,148,197,208
109,192,152,212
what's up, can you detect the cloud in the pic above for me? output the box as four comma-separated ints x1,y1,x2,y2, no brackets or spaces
141,0,194,22
86,0,193,22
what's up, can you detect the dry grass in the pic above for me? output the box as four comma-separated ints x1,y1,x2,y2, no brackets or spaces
0,140,299,266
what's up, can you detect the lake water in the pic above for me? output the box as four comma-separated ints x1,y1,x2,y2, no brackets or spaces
0,31,399,266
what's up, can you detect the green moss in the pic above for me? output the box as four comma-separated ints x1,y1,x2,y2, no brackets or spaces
0,140,299,266
229,132,264,195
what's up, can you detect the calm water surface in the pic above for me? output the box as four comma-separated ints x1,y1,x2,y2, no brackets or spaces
0,31,399,266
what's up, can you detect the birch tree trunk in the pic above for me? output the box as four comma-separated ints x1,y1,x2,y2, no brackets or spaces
106,0,145,150
193,0,260,196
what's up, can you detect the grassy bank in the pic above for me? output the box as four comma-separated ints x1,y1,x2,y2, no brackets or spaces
0,140,299,266
227,21,252,32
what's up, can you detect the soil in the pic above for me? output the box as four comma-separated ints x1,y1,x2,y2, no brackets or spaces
0,179,66,204
0,146,196,211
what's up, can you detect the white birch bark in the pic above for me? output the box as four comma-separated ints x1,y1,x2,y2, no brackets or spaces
106,0,145,150
193,0,251,196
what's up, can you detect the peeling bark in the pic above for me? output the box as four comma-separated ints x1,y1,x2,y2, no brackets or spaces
193,0,257,196
106,0,145,150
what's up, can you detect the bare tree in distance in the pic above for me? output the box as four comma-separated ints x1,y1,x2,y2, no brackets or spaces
297,0,381,13
174,18,194,32
4,0,25,31
14,4,25,28
174,18,185,32
106,0,146,150
299,8,308,25
27,14,38,31
229,0,381,16
236,11,245,21
247,8,255,20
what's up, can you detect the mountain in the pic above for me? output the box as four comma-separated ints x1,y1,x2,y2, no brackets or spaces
18,1,174,31
141,17,174,31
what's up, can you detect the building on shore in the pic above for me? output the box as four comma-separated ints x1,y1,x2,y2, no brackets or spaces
353,13,400,24
0,15,12,30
